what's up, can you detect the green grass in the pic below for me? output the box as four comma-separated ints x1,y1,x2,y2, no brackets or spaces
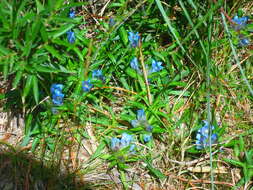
0,0,253,189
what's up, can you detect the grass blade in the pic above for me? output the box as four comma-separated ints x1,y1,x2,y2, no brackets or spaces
155,0,185,53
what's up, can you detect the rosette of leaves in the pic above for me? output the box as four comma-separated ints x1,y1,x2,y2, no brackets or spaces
224,136,253,189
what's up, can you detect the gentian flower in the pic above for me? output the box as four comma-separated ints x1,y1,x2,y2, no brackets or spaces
137,109,146,120
195,120,218,149
111,137,120,151
52,93,64,105
110,133,135,152
129,144,136,152
131,109,150,128
149,59,164,74
130,57,141,73
143,134,152,143
67,30,75,43
51,84,64,106
50,84,63,94
120,133,134,147
128,32,140,48
232,15,249,30
239,38,250,46
146,125,153,132
92,69,104,81
69,10,75,18
82,80,93,92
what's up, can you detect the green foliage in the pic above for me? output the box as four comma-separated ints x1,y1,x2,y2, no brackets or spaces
224,136,253,189
0,0,87,109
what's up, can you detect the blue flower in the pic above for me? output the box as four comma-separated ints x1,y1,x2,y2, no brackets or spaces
51,84,64,106
130,57,141,73
50,84,63,94
82,80,93,92
120,133,133,147
239,38,250,46
92,69,104,81
146,125,153,132
128,32,140,48
52,96,64,105
52,89,64,97
232,15,249,26
110,133,135,152
149,59,163,74
195,121,218,149
67,30,75,43
232,15,249,30
131,109,149,128
143,134,152,143
129,144,136,152
137,109,146,120
111,137,120,151
109,17,116,27
69,10,75,18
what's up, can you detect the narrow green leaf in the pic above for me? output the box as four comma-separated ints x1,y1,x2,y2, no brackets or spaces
239,136,244,152
90,141,106,160
0,45,10,55
23,75,33,98
31,18,41,42
120,77,130,90
119,170,129,189
73,47,84,61
155,0,185,52
35,65,59,73
32,75,39,104
35,0,45,13
54,0,65,10
45,138,55,151
224,158,245,168
45,45,62,60
40,24,48,42
3,61,8,80
21,114,33,146
151,51,166,62
12,70,23,88
168,90,190,96
179,0,207,56
125,67,139,79
23,41,32,57
0,93,5,100
119,26,128,46
182,3,220,45
31,137,40,152
50,24,75,39
145,160,167,180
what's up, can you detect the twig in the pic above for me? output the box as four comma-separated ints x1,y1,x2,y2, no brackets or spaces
84,40,93,79
92,86,137,95
99,0,111,17
139,41,152,105
31,96,50,112
167,149,219,166
228,54,251,74
169,173,234,187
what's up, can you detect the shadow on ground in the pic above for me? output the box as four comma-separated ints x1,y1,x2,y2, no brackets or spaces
0,144,94,190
